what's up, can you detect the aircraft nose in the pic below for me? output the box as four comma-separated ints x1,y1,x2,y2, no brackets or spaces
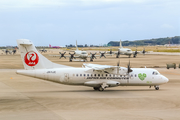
162,76,169,83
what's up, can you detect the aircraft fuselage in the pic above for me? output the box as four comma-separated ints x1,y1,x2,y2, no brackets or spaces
118,48,133,55
17,68,168,87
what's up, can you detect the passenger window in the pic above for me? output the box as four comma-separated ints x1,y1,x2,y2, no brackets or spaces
98,74,100,77
94,74,96,77
135,74,137,77
80,74,82,76
76,74,78,77
84,74,86,76
87,74,89,77
109,74,111,77
102,74,103,77
106,74,108,77
91,74,93,77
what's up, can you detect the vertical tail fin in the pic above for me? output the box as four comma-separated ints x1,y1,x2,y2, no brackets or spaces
76,40,79,51
49,44,51,48
119,39,123,48
17,39,71,70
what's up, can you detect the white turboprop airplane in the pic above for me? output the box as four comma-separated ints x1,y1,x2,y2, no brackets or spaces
16,39,169,91
51,40,97,62
107,40,143,58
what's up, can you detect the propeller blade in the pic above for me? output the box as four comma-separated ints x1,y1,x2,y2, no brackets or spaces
127,60,133,73
117,61,119,67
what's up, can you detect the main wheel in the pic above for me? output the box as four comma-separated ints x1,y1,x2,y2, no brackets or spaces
93,87,99,90
154,85,159,90
155,87,159,90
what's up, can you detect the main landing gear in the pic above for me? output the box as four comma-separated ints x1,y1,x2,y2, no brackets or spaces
93,83,108,91
93,87,105,91
93,87,104,91
150,85,159,90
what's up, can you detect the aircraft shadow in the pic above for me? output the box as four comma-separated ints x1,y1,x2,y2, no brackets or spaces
26,88,166,93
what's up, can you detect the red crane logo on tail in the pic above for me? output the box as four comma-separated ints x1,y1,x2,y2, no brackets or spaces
24,51,39,66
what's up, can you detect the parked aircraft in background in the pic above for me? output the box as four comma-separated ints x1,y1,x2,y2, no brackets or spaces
38,48,47,53
16,39,168,91
51,40,98,62
2,49,17,55
49,44,61,49
107,40,146,58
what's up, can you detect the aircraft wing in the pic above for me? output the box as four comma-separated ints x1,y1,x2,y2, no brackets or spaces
106,51,115,55
105,54,113,56
49,55,70,57
87,55,100,58
132,51,140,54
73,55,82,58
83,63,117,73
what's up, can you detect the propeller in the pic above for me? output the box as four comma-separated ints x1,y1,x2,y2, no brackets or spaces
116,49,120,58
5,49,9,55
133,48,138,58
109,49,113,54
12,49,16,55
117,60,120,74
127,60,133,73
69,52,75,61
59,52,66,59
90,52,97,61
99,52,106,58
142,48,146,55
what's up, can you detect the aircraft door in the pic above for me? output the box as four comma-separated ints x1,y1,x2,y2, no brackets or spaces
130,73,134,80
43,71,48,80
64,73,69,82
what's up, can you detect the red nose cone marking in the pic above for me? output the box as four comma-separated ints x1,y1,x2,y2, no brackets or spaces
24,51,39,66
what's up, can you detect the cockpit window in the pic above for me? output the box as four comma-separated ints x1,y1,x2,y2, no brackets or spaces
82,52,87,54
152,71,159,75
127,50,131,52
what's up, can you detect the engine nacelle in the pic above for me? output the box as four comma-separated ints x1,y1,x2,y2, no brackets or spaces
84,80,120,87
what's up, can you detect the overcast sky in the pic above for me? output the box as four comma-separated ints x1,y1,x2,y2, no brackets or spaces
0,0,180,46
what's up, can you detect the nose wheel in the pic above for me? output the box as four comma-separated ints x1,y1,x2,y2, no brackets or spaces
154,85,159,90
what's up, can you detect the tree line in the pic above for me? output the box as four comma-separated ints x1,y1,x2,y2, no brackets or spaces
107,36,180,46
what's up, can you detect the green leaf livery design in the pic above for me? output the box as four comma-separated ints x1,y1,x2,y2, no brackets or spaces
138,73,147,81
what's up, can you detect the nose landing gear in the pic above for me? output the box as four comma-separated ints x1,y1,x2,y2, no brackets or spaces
154,85,159,90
